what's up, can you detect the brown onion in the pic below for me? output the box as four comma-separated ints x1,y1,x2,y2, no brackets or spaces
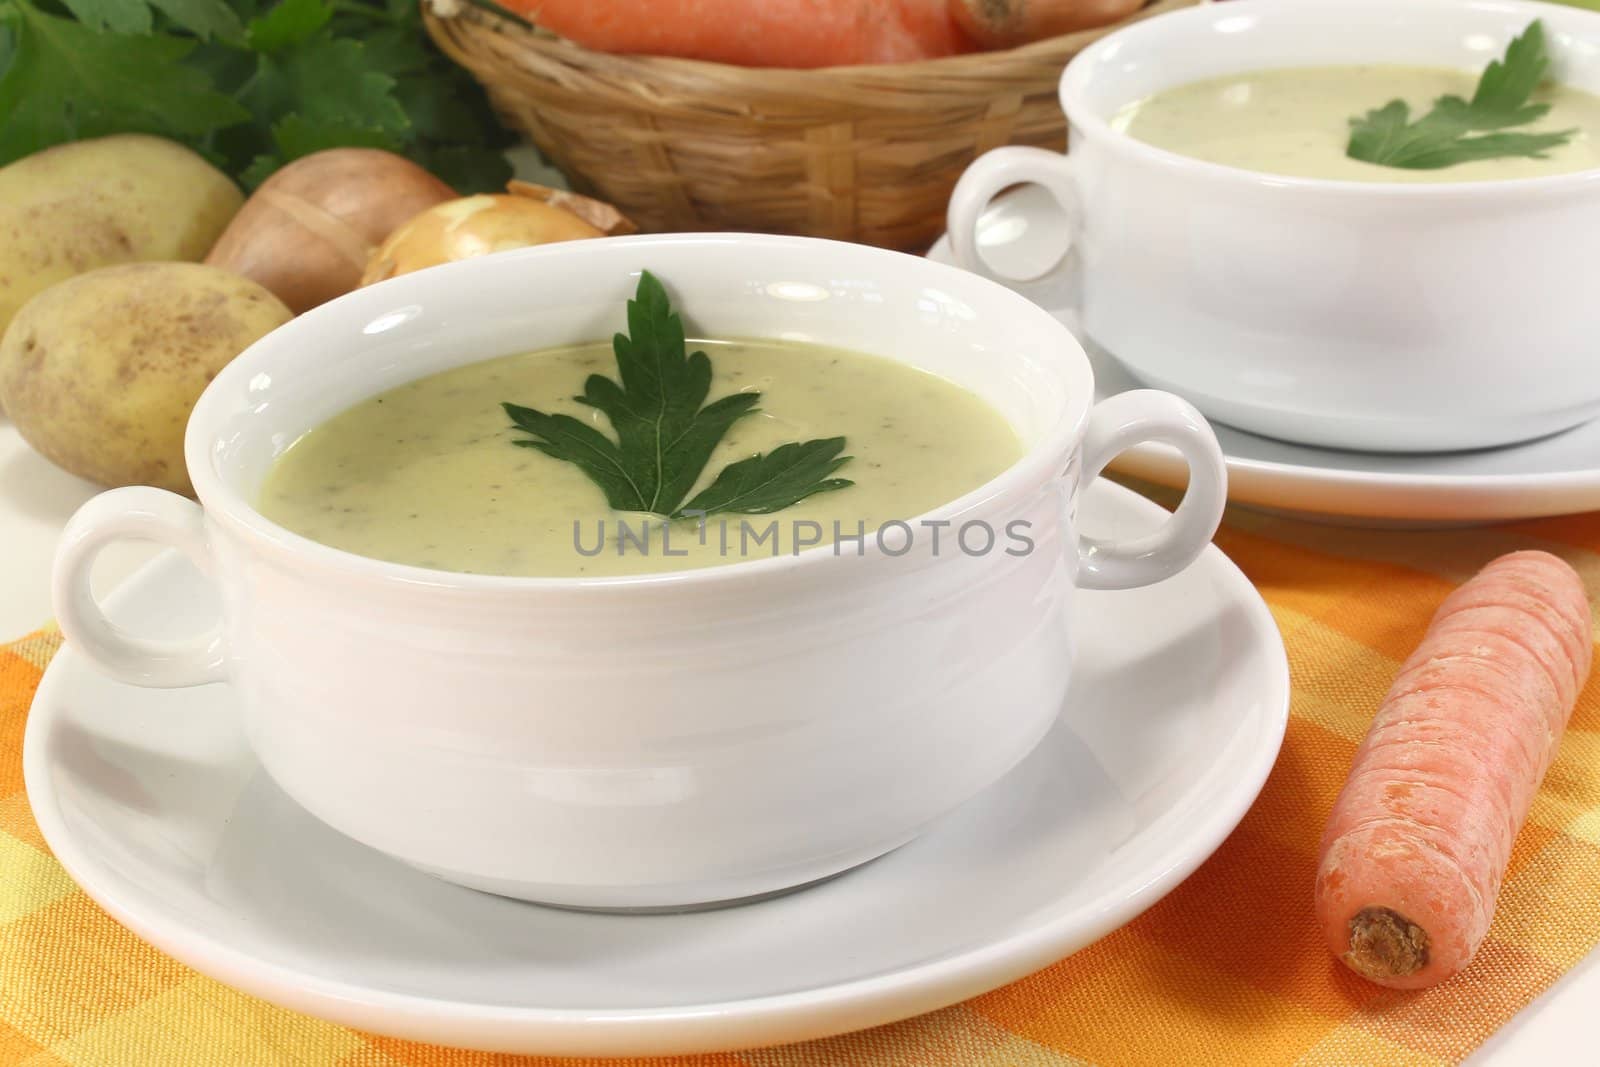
205,149,456,313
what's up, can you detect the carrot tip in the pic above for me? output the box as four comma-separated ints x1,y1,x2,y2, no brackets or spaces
1345,907,1430,980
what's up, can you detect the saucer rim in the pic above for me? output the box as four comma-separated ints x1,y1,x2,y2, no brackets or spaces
1112,431,1600,524
22,481,1290,1056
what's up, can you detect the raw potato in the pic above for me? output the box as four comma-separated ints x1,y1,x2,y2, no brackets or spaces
0,263,291,496
0,135,242,341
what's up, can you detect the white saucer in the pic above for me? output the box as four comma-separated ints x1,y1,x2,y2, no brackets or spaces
24,480,1287,1057
930,186,1600,527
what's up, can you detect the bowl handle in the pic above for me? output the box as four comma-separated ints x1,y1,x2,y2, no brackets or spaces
948,145,1076,290
53,487,228,688
1076,390,1228,591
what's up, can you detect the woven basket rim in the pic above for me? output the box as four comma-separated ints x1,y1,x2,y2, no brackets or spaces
430,0,1194,81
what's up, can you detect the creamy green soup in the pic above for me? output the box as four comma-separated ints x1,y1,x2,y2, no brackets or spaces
1113,65,1600,182
258,340,1022,577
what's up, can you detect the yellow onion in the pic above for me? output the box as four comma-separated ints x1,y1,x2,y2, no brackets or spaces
361,185,634,285
505,181,639,235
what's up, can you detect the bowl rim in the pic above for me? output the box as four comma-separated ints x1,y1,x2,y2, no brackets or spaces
1061,0,1600,197
186,233,1093,593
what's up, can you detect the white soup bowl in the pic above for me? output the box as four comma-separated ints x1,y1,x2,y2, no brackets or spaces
53,235,1226,910
949,0,1600,453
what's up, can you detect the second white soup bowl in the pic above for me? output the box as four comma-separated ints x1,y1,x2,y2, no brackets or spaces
949,0,1600,453
53,235,1225,910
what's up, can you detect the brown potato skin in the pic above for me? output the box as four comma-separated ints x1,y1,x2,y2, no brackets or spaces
0,134,243,341
206,149,457,313
0,263,292,495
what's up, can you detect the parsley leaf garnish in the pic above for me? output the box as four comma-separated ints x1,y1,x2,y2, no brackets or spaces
503,272,855,520
681,438,853,516
1347,20,1576,170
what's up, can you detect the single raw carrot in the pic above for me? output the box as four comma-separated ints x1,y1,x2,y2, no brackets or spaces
501,0,970,67
1315,550,1593,989
949,0,1142,47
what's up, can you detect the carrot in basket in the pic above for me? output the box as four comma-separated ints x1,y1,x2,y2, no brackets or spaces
950,0,1143,47
500,0,970,67
1314,550,1593,989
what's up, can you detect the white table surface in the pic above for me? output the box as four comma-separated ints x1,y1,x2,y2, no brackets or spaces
0,414,1591,1060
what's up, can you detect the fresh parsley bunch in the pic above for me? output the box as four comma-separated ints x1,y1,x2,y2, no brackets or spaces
0,0,515,191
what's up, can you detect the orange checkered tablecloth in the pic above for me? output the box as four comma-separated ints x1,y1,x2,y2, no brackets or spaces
3,500,1598,1066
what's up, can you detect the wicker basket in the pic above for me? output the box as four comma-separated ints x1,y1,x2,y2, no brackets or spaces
424,0,1197,251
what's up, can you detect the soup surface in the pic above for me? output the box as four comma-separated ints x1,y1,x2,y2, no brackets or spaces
1113,65,1600,182
259,339,1022,577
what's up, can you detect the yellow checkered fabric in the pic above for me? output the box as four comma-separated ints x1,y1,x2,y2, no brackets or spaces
3,501,1598,1066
